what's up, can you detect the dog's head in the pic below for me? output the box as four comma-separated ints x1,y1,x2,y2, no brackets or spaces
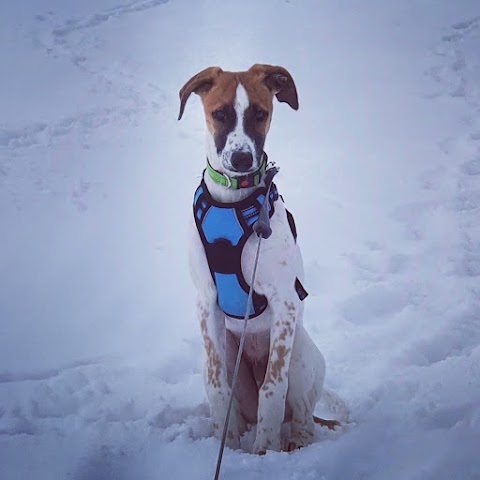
178,64,298,176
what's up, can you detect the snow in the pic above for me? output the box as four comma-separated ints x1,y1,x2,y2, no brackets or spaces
1,0,480,478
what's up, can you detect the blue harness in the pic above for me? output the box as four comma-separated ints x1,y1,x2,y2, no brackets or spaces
193,180,279,319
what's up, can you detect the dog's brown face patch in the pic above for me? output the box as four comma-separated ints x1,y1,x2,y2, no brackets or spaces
199,72,238,140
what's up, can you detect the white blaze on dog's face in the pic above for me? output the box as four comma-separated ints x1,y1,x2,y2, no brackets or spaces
209,83,257,174
178,65,299,176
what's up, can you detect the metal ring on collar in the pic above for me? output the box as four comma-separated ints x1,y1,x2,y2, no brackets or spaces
223,173,231,188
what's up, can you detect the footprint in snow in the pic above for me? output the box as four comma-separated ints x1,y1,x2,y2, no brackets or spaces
339,284,413,325
75,445,134,480
416,402,478,430
461,158,480,176
344,244,411,284
149,403,212,442
399,307,480,367
51,0,169,39
0,358,101,384
0,107,141,151
0,415,37,436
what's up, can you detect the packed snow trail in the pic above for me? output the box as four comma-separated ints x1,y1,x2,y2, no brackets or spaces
1,1,480,479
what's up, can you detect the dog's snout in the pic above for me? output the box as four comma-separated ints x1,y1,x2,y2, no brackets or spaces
231,152,253,172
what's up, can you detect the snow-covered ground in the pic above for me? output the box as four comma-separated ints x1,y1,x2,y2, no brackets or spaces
1,1,480,478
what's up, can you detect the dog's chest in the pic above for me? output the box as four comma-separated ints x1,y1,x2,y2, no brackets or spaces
232,329,270,365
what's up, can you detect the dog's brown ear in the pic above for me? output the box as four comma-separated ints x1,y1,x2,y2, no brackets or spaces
249,64,299,110
178,66,223,120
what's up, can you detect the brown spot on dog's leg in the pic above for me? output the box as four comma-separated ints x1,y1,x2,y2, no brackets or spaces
200,316,222,389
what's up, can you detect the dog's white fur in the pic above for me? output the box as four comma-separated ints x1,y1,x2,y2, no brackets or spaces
185,68,326,453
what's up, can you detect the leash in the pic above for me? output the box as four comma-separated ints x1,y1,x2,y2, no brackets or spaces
213,165,279,480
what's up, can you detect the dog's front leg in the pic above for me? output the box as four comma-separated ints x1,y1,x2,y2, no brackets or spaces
190,221,244,449
197,298,244,449
253,297,299,454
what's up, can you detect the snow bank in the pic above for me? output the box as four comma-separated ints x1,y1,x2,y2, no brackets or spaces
1,1,479,479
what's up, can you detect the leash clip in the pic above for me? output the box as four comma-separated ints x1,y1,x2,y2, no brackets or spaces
266,160,278,171
265,161,279,181
253,164,279,239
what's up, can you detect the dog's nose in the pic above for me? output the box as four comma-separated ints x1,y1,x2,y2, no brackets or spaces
231,152,253,172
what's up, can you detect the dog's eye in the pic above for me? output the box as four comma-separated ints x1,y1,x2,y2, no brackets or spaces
255,109,268,122
212,110,226,122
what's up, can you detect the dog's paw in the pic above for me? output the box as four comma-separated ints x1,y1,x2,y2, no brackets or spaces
252,441,268,455
285,438,308,452
284,431,314,452
252,436,280,455
225,430,241,450
212,424,241,450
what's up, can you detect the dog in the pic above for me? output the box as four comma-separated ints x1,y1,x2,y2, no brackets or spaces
179,64,337,454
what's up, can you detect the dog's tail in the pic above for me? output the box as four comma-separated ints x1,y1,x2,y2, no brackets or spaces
313,388,350,429
312,415,341,430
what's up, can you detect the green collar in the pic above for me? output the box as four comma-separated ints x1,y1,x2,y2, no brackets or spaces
206,156,267,189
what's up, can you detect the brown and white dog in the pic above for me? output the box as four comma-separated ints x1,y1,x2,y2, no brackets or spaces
179,65,337,454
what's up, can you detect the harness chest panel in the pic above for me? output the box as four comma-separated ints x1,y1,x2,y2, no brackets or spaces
193,180,278,319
